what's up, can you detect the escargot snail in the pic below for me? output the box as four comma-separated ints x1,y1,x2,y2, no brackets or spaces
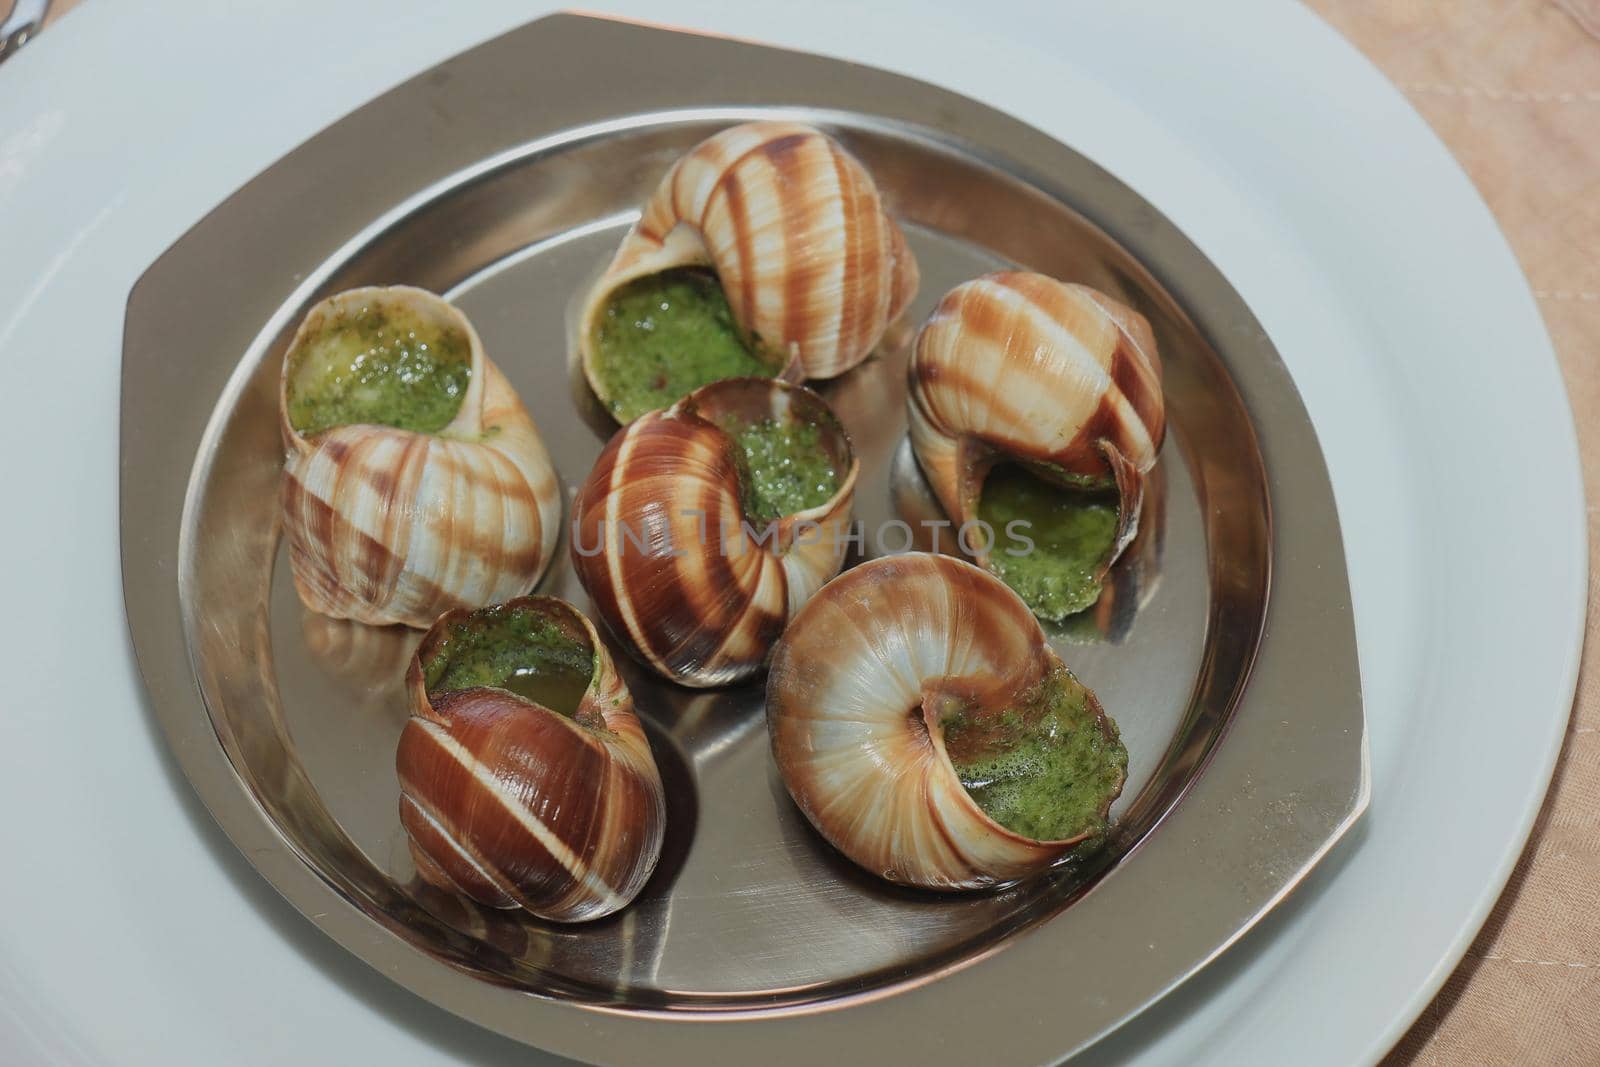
578,121,920,423
768,553,1127,890
907,271,1166,621
279,286,562,628
396,596,666,923
571,377,859,688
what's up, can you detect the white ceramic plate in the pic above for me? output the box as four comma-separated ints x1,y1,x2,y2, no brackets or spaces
0,2,1583,1065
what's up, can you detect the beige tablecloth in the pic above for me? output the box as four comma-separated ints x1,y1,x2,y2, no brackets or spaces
37,0,1595,1060
1300,2,1600,1062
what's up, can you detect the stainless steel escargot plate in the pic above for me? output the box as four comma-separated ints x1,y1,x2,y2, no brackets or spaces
120,13,1367,1066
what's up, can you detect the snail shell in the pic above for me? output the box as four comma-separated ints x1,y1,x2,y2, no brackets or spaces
571,377,859,688
767,553,1125,890
279,286,561,629
578,121,919,416
907,272,1165,599
396,596,666,923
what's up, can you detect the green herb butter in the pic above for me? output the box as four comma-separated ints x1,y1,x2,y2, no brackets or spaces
423,604,594,719
286,300,471,436
591,268,778,422
940,662,1127,842
724,416,840,523
977,463,1120,621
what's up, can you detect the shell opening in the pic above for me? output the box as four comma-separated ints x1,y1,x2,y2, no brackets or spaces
931,661,1127,844
685,378,852,525
722,413,841,524
974,462,1121,621
588,267,784,423
420,602,596,720
284,292,472,437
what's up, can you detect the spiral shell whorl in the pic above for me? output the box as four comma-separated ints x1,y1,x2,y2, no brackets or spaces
571,378,858,688
279,287,561,629
396,597,666,923
768,554,1115,890
580,121,919,403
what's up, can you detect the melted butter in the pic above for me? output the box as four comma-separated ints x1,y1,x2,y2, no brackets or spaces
423,604,594,718
939,662,1126,842
977,463,1120,621
591,268,778,422
724,415,840,523
286,298,471,436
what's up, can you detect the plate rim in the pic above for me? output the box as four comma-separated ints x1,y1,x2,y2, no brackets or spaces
1047,7,1589,1061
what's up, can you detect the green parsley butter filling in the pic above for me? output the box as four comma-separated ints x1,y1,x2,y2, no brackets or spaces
591,268,780,422
422,604,595,719
938,662,1127,843
285,299,472,436
976,463,1120,621
723,415,841,524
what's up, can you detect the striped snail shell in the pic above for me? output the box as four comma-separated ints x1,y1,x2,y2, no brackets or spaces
768,553,1127,890
279,286,561,629
906,272,1165,618
571,377,859,688
578,121,920,422
396,596,666,923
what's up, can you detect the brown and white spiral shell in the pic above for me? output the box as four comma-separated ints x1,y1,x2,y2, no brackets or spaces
571,377,859,688
396,596,666,923
279,286,561,629
767,553,1123,890
907,271,1165,580
578,120,920,407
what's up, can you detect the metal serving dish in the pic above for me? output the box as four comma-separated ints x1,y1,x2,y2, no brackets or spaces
120,14,1367,1066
